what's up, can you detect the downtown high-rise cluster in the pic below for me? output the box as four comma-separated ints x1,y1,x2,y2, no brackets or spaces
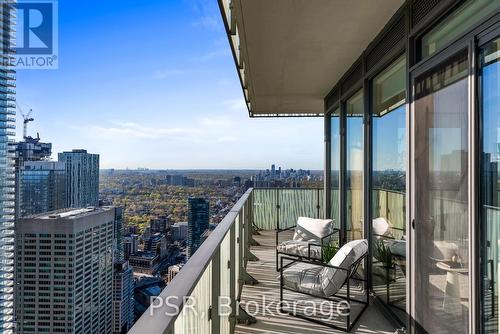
12,140,134,334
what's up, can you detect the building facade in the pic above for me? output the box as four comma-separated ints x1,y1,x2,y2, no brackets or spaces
128,251,159,275
19,161,66,217
58,150,99,208
15,207,115,334
112,261,134,334
171,222,188,241
0,2,16,332
187,198,209,258
14,137,53,220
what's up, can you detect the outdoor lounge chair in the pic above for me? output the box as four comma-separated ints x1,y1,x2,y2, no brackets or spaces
276,217,338,270
279,239,369,332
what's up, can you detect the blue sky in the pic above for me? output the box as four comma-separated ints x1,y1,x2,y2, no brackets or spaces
16,0,323,170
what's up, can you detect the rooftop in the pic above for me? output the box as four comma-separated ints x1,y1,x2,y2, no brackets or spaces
28,206,114,220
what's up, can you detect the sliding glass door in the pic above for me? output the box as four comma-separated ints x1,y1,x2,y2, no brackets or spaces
413,51,470,333
371,56,407,321
480,36,500,333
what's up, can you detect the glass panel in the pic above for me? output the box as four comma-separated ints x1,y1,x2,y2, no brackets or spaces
279,189,320,228
346,90,364,241
420,0,500,59
220,231,231,334
371,56,407,321
480,37,500,333
331,108,341,230
414,51,469,333
252,189,276,230
174,262,212,333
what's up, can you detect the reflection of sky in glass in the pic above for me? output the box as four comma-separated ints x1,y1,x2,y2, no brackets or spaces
347,117,363,172
483,59,500,161
373,105,405,171
428,79,468,172
331,115,340,171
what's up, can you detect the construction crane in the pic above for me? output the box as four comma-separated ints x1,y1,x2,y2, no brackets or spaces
17,102,34,139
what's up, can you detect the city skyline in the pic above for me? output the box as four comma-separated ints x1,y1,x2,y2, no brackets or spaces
15,0,323,170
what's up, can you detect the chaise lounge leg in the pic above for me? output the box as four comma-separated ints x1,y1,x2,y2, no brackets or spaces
240,270,259,285
249,237,260,246
235,303,257,325
247,251,259,262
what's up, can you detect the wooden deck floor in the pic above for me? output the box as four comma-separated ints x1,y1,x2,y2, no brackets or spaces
235,230,397,334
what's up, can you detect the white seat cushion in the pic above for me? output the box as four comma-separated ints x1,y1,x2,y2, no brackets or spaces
320,239,368,297
282,262,323,296
277,240,322,259
282,239,368,298
293,217,333,242
372,217,393,240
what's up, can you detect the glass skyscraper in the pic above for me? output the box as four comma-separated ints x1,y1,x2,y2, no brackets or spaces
19,161,67,217
0,1,16,332
187,198,209,258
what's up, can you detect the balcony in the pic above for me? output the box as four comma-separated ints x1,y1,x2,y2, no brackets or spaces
129,188,398,334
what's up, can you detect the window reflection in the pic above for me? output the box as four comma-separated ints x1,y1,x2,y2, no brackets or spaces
331,108,340,230
481,37,500,333
414,51,469,333
346,91,364,242
371,56,406,322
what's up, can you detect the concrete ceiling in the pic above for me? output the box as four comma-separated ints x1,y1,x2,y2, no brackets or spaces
226,0,405,116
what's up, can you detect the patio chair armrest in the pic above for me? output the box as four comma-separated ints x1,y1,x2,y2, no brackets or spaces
277,225,296,233
320,228,340,243
307,242,322,259
373,233,396,240
280,255,352,272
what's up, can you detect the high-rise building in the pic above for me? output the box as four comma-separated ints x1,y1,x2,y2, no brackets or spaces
113,207,124,262
14,136,54,220
19,161,66,216
58,149,99,208
0,2,16,332
111,207,133,334
187,198,209,258
171,222,188,241
112,261,134,334
15,137,52,162
16,207,116,334
123,234,139,260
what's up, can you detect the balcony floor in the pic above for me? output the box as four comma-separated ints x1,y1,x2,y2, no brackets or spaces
235,230,397,334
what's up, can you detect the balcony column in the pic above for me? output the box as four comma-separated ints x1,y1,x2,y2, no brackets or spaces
211,247,221,333
241,197,258,285
233,211,257,326
248,192,260,245
324,113,331,219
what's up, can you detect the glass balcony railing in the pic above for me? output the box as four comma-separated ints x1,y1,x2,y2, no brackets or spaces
129,188,255,334
129,187,330,334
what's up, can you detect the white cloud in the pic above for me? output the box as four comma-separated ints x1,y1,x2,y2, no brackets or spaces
153,69,190,79
199,116,232,127
89,122,200,140
215,136,237,143
191,48,230,62
188,0,222,31
223,98,246,111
